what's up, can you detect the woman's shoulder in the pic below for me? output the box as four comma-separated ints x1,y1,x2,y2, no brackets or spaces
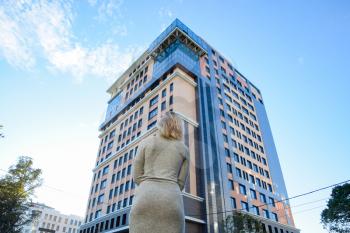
143,133,157,145
174,140,189,159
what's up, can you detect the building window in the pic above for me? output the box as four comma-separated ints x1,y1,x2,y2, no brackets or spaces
247,161,253,169
249,174,255,184
122,168,126,178
228,179,234,190
263,209,270,219
256,178,261,187
95,210,102,219
127,165,132,175
231,197,236,209
226,163,232,173
119,184,124,194
102,166,109,175
225,148,230,157
169,96,173,105
239,184,246,195
268,184,273,192
235,168,242,178
161,101,166,111
250,189,257,199
223,134,228,143
109,130,115,139
170,83,173,92
162,89,166,97
100,179,107,190
125,181,130,191
147,120,157,130
241,201,249,212
148,108,158,120
221,121,226,129
233,153,239,162
252,205,260,215
97,194,104,204
243,171,248,181
138,119,142,128
149,95,159,107
123,198,128,207
260,193,267,203
272,212,278,222
205,66,210,73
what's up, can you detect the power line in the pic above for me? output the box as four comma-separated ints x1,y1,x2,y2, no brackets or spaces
291,197,328,208
274,197,329,222
186,179,349,217
293,205,326,215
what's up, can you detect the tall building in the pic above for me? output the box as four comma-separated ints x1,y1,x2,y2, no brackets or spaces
22,203,83,233
79,19,300,233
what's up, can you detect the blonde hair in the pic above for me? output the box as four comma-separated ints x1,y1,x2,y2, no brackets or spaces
157,111,184,140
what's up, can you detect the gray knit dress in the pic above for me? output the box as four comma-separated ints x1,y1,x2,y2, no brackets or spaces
129,132,190,233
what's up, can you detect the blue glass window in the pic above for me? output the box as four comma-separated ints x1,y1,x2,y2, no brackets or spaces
231,197,236,208
149,95,159,107
260,193,266,203
239,184,246,195
241,201,249,212
148,108,158,120
250,189,257,199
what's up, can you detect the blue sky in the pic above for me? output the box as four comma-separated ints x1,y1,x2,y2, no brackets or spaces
0,1,349,232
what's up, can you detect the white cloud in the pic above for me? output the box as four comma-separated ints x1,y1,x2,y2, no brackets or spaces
93,0,124,23
0,7,35,69
0,0,141,81
158,7,173,18
49,42,144,82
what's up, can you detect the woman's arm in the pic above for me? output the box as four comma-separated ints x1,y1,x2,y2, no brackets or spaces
177,146,190,191
132,142,146,186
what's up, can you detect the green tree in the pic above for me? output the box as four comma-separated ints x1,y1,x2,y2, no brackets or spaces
321,183,350,233
222,211,264,233
0,156,42,233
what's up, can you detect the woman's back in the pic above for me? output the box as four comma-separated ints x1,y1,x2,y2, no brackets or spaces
133,132,189,190
134,133,189,190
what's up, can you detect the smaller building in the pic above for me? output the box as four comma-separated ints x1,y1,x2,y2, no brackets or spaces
22,203,83,233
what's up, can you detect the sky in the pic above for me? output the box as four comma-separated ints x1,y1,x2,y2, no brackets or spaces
0,0,349,232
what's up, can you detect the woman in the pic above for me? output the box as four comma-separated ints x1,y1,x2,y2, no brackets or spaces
129,111,190,233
